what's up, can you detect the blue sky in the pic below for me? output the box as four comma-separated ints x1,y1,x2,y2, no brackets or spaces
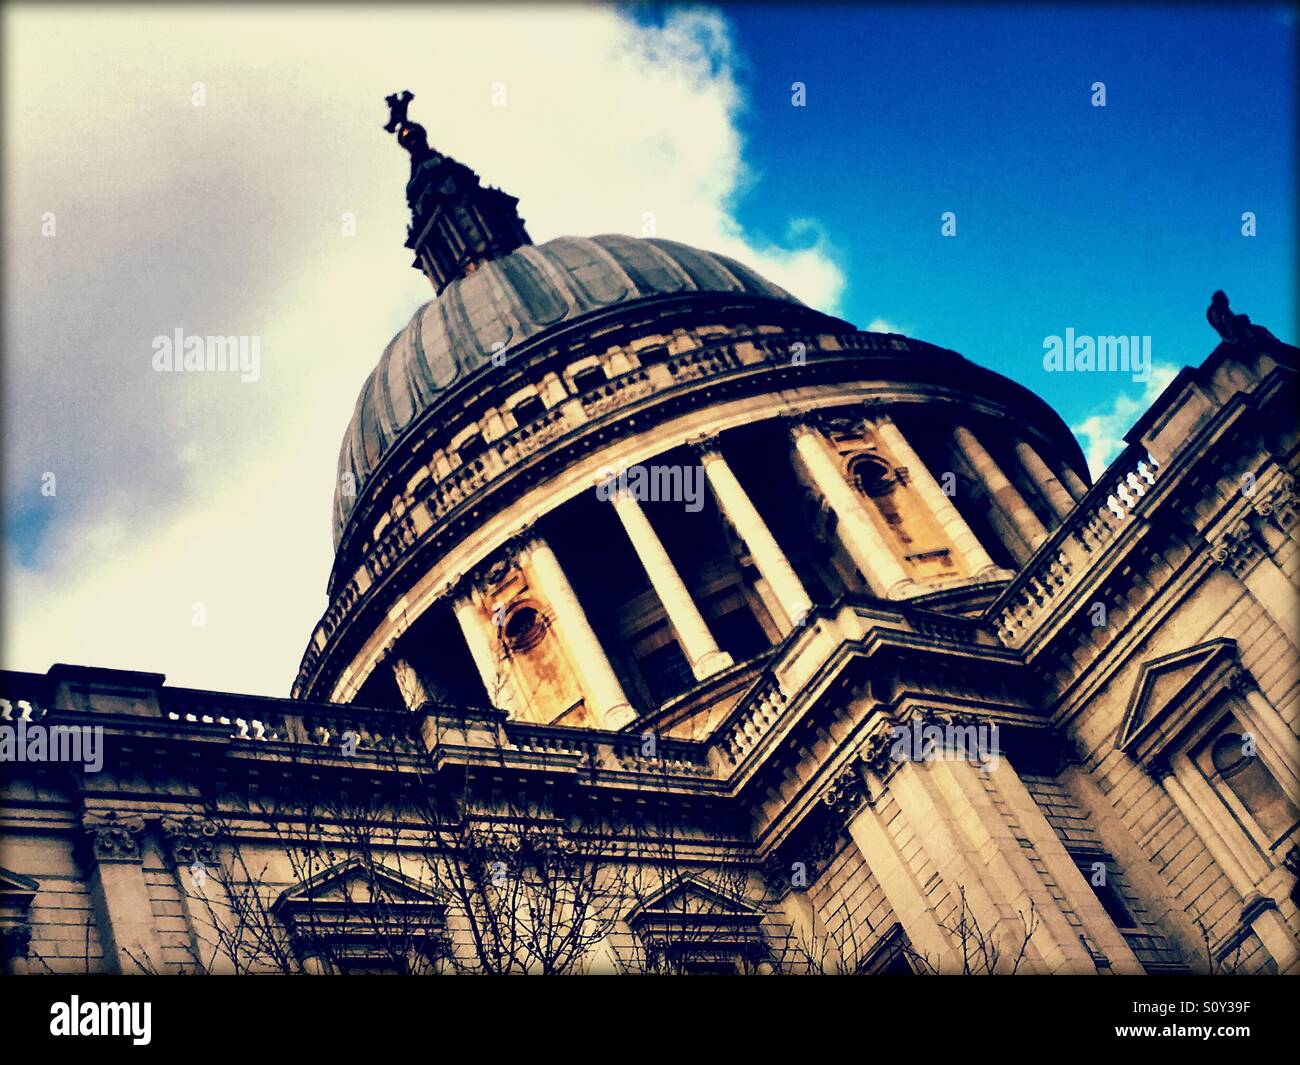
3,4,1295,694
670,3,1297,432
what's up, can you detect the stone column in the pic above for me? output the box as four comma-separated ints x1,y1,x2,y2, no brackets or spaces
870,416,1000,578
1057,462,1089,501
789,422,916,598
951,425,1048,557
610,489,732,681
1014,441,1076,522
838,714,1146,974
1229,671,1300,804
81,811,168,974
835,791,953,966
986,761,1144,973
1159,764,1299,972
696,441,812,630
524,537,637,730
392,658,431,711
160,815,223,972
452,589,520,715
876,754,1100,973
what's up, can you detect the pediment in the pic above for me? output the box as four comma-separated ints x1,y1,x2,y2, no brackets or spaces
0,867,38,916
1117,638,1240,766
626,874,764,930
272,857,443,917
0,867,39,896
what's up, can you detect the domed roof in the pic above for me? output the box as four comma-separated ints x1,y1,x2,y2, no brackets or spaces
333,234,801,543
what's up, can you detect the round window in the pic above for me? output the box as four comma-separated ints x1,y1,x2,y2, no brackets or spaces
502,604,547,651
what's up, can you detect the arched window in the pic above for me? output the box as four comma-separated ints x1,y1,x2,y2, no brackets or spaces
848,454,914,545
1210,732,1299,842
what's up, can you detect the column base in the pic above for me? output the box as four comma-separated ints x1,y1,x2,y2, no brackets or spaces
691,649,734,680
883,577,922,600
601,702,638,731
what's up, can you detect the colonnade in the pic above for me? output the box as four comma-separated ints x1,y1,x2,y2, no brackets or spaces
392,410,1087,725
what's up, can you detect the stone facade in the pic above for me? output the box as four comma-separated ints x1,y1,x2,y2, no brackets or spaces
2,121,1296,975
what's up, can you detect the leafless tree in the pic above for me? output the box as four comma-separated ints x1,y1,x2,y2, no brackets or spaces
902,886,1039,975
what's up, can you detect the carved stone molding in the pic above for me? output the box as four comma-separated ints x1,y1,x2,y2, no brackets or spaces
160,815,221,869
858,731,897,779
1210,522,1263,578
1226,667,1259,699
472,543,524,595
820,761,871,824
759,811,847,898
1252,473,1297,531
685,433,722,461
80,811,146,865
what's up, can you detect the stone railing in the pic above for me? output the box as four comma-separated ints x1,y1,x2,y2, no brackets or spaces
425,454,494,527
607,731,714,777
164,691,292,743
503,720,713,778
718,673,789,768
580,368,653,418
295,704,423,757
992,444,1160,646
163,693,426,757
497,406,571,463
667,344,742,383
506,723,592,762
0,694,47,725
316,577,361,651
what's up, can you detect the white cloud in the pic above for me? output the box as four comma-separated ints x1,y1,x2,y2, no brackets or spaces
1070,364,1180,477
866,318,905,334
2,6,845,696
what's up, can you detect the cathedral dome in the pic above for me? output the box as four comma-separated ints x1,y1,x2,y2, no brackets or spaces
334,234,800,541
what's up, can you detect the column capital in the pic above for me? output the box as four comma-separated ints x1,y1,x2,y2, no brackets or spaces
1226,667,1259,698
443,571,472,605
80,810,147,866
685,433,723,461
1210,521,1264,577
1146,754,1175,782
160,815,222,870
820,762,872,825
1252,472,1297,530
470,538,529,595
858,720,906,781
785,414,816,441
859,397,892,423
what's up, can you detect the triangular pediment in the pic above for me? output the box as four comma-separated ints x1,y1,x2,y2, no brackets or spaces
627,874,763,926
0,867,38,913
1117,638,1240,765
272,857,442,915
